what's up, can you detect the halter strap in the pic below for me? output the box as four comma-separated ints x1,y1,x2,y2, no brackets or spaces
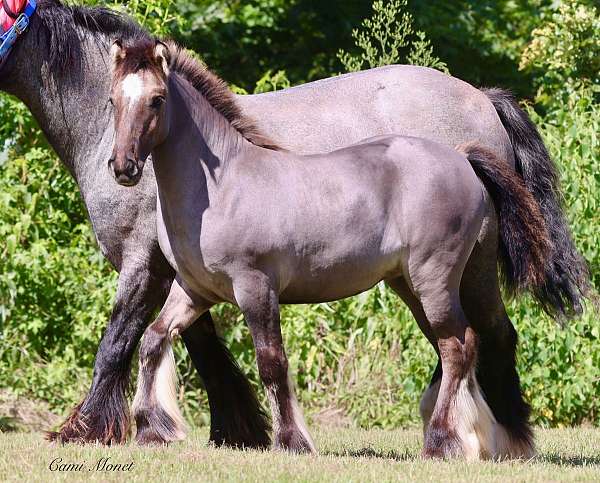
0,0,36,69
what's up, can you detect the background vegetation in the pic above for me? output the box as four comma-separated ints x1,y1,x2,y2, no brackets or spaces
0,0,598,430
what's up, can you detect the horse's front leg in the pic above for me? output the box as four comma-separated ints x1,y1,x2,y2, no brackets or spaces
47,264,169,445
133,278,210,445
234,273,316,454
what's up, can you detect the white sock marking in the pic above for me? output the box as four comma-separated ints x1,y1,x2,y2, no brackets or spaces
419,379,440,435
287,372,316,453
452,369,496,460
154,342,187,440
423,370,534,460
132,340,186,442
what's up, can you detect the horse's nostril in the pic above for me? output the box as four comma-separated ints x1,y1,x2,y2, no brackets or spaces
126,159,138,177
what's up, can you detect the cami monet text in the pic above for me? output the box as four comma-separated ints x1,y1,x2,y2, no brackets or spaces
48,457,134,472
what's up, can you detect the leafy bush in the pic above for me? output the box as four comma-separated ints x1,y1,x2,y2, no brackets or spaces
519,1,600,107
337,0,448,73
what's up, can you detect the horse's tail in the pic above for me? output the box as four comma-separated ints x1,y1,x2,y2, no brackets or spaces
482,88,590,317
459,142,552,301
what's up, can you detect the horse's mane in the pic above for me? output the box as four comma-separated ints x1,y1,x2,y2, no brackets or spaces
36,0,146,70
165,41,280,151
36,0,279,150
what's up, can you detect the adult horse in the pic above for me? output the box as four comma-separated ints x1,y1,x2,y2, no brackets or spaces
108,38,554,459
0,0,588,452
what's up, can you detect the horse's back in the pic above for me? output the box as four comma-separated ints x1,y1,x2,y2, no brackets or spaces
237,65,513,166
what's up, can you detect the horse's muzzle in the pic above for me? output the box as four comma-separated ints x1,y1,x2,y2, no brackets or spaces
108,156,142,186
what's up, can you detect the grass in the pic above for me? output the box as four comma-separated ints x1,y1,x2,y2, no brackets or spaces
1,427,599,482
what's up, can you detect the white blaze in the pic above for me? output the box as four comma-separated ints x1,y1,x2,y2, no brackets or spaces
121,73,144,110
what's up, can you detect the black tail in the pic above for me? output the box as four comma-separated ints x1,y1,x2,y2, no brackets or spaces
482,88,591,317
460,143,552,299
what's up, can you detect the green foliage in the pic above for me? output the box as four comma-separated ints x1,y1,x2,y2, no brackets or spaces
0,144,117,410
76,0,185,37
175,0,372,91
230,70,291,95
519,1,600,107
337,0,448,73
111,0,185,37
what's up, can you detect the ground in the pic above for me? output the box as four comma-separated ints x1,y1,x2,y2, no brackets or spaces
1,427,599,482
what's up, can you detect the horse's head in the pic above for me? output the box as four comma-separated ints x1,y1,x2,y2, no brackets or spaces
108,38,171,186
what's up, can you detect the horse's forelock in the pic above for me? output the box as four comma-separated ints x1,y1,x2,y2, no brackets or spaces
114,39,163,79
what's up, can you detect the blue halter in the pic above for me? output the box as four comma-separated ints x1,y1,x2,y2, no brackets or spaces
0,0,37,69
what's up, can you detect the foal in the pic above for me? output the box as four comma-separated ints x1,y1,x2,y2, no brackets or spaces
108,39,550,459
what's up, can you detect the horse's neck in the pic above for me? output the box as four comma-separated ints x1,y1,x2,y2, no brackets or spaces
156,74,250,199
6,27,113,184
152,75,261,241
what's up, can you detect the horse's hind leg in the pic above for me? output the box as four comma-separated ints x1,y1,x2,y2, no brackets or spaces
417,278,494,460
133,279,208,445
416,202,534,459
233,272,316,453
460,237,535,459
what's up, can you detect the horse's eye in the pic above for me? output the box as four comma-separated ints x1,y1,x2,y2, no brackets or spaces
150,96,165,109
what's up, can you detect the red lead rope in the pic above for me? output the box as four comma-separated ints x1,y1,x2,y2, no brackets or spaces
1,0,26,32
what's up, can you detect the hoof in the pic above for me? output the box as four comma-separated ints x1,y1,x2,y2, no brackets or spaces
134,406,186,446
46,406,129,445
274,429,316,454
209,419,271,450
423,426,462,459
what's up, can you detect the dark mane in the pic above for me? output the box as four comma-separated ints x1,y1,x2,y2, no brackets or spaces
36,0,149,71
36,0,279,150
166,41,280,151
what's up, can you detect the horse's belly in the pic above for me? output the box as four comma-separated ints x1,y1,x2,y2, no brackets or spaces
278,253,403,303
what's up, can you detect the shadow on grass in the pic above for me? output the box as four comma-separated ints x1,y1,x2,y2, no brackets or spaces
324,447,418,462
538,453,600,468
0,416,19,432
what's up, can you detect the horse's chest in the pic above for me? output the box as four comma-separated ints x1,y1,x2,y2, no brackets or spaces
156,209,236,301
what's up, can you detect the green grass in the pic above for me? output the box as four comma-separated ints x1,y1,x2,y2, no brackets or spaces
1,427,599,482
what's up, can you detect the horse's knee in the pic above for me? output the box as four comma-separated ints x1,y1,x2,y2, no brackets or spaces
256,345,288,386
420,288,475,356
139,326,166,364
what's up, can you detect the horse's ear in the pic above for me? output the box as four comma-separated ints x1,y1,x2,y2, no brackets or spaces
110,39,124,64
154,41,171,76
